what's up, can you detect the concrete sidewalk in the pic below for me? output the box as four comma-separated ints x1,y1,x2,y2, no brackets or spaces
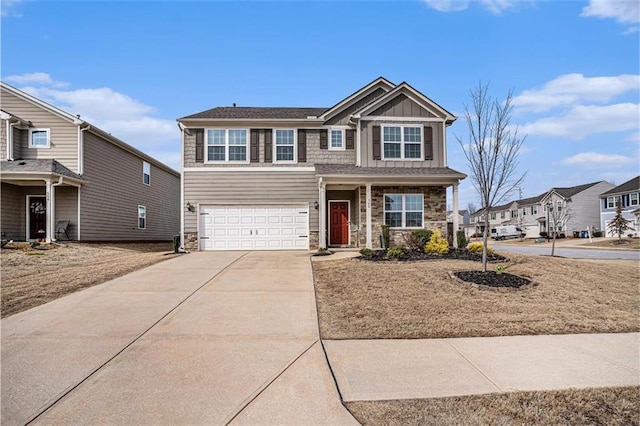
324,333,640,402
2,251,356,425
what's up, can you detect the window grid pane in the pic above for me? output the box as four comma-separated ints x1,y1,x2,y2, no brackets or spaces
276,130,294,145
385,195,402,211
330,130,343,148
31,131,48,146
384,143,401,158
276,146,294,161
208,130,225,145
404,143,421,159
385,212,402,228
383,127,401,142
405,212,422,227
228,146,246,161
208,146,225,161
228,130,246,145
403,127,421,142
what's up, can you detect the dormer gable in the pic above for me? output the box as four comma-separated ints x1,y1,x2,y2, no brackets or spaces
318,76,395,124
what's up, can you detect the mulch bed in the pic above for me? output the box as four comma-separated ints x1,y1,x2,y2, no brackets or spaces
454,270,531,288
361,248,507,263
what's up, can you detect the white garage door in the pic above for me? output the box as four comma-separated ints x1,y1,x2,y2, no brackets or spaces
199,205,309,251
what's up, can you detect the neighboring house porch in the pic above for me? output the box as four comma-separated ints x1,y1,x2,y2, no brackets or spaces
1,159,83,242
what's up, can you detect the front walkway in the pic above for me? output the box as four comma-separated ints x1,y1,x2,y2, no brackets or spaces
324,333,640,402
1,251,356,425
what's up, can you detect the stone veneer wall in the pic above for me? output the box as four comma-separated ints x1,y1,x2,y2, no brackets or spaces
358,185,447,249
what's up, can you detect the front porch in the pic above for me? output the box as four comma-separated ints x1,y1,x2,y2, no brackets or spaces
1,160,83,242
316,165,465,250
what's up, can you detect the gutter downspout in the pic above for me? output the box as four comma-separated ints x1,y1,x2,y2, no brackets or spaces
178,122,186,249
9,121,19,160
442,120,447,167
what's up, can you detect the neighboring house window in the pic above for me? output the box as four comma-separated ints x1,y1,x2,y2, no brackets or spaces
384,194,424,228
274,129,295,162
522,208,526,216
557,201,562,212
511,209,518,218
491,212,496,220
29,128,50,148
329,129,345,150
531,205,538,215
143,161,150,186
206,129,248,162
500,211,505,219
607,196,618,208
382,125,422,160
138,205,146,229
630,193,639,206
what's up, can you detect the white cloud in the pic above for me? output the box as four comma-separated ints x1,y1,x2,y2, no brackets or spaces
15,74,180,170
1,0,27,17
520,103,640,139
5,72,69,88
560,152,634,169
423,0,516,13
581,0,640,24
513,73,640,113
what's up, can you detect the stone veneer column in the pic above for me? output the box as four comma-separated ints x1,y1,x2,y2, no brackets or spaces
366,183,372,249
452,182,459,248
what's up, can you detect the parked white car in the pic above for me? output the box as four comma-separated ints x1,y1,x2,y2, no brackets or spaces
491,225,526,240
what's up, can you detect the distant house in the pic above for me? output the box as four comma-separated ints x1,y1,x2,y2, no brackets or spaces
599,176,640,237
1,82,180,242
446,209,470,230
468,180,614,238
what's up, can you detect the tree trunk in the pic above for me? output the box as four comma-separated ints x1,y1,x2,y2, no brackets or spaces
551,232,557,256
482,215,489,272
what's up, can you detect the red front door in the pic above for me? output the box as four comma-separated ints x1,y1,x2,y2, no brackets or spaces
29,196,47,240
329,202,349,245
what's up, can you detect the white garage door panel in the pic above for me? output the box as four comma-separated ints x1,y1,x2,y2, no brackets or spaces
199,205,309,251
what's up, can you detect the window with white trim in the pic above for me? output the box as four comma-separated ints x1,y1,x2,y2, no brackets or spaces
511,209,518,218
138,205,146,229
531,205,538,215
607,196,618,209
500,211,505,219
329,129,345,150
274,129,295,162
522,208,526,216
382,125,422,160
143,161,150,186
490,212,496,220
29,128,50,148
384,194,424,228
557,201,562,212
630,193,638,206
206,129,248,162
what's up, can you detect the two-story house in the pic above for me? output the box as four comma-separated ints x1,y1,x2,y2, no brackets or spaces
600,176,640,237
446,209,470,231
539,181,614,236
1,82,180,242
177,77,466,251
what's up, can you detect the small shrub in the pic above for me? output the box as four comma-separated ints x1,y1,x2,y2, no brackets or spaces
468,242,494,255
456,230,468,249
0,239,7,248
592,230,602,237
424,231,449,255
386,245,408,260
539,231,548,238
628,233,635,239
381,225,391,249
403,229,433,252
29,241,39,249
359,248,373,259
318,247,326,252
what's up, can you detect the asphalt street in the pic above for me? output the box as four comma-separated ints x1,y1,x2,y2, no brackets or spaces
492,244,640,260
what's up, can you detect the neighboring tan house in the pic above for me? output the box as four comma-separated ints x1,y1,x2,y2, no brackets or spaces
599,176,640,237
447,209,469,230
513,193,545,238
1,82,180,242
177,77,466,251
539,181,614,236
469,201,515,236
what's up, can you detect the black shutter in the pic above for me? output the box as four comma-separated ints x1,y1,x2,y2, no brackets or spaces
194,128,204,163
297,129,307,162
264,129,272,163
250,129,259,162
372,125,381,160
424,126,433,160
320,129,328,150
346,129,354,149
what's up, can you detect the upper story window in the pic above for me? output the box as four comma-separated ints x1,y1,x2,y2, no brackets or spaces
522,208,527,216
490,212,496,220
382,125,422,160
274,129,295,162
329,129,345,150
630,193,639,206
531,205,538,215
138,205,146,229
500,211,505,219
29,128,50,148
607,196,618,209
511,209,518,218
143,161,150,186
206,129,248,162
384,194,424,228
557,201,562,211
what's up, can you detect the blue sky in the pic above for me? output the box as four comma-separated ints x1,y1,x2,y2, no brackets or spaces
2,0,639,209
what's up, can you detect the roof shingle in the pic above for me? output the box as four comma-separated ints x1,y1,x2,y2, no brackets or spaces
600,176,640,196
180,107,327,120
1,159,83,180
315,164,466,178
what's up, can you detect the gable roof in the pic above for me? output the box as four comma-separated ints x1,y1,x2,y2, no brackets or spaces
600,176,640,196
352,82,457,123
317,76,395,121
547,181,602,199
516,193,546,206
180,107,326,120
1,82,83,125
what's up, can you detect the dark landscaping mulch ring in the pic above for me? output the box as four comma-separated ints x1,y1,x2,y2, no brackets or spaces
360,248,507,263
453,270,532,289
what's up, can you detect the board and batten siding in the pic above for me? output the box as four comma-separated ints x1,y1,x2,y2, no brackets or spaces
54,186,79,240
360,120,445,167
80,131,180,241
183,169,319,233
325,87,388,126
370,94,437,118
0,88,79,172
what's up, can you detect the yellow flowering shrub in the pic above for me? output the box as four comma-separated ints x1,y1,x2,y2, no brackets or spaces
424,230,449,254
468,242,494,255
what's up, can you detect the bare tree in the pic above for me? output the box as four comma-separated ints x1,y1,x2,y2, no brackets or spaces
466,202,478,214
545,199,571,256
607,196,633,242
457,82,526,272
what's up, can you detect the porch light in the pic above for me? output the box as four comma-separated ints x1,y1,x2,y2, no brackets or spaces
314,201,319,210
186,202,196,213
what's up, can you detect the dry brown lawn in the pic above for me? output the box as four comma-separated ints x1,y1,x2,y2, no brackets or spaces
1,242,178,317
312,254,639,339
346,386,640,426
580,238,640,250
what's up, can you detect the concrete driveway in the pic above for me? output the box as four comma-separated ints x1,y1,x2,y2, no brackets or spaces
1,251,357,425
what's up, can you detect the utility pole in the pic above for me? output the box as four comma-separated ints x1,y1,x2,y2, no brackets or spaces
518,187,524,240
